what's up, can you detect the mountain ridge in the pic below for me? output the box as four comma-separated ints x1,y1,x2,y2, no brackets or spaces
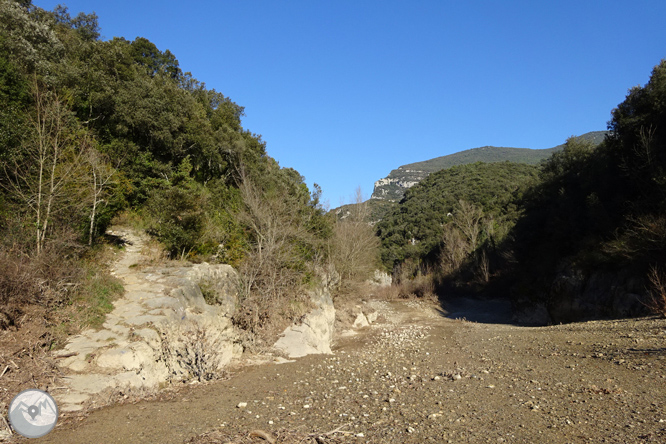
371,131,607,202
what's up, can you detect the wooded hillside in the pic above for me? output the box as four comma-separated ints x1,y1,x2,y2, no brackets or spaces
0,1,369,337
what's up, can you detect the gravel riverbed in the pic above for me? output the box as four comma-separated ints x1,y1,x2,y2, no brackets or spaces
38,298,666,444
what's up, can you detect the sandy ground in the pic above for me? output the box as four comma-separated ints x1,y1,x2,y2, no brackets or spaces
17,295,665,444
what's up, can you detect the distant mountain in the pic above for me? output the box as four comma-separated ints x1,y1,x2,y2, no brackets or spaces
370,131,607,202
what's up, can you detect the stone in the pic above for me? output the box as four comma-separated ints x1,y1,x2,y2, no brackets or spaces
353,312,370,328
143,296,180,310
124,314,164,326
55,226,243,406
274,287,335,358
96,342,154,371
66,374,116,394
366,269,392,287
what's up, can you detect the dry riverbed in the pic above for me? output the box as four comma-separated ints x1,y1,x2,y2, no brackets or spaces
23,296,666,444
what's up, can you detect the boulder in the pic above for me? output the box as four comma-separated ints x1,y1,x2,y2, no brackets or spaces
353,312,370,328
367,269,392,287
274,287,336,358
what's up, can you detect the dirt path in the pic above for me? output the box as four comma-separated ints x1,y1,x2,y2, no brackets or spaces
35,294,666,444
50,227,173,413
48,226,241,415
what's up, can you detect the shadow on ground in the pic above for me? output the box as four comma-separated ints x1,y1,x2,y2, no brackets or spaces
436,295,515,324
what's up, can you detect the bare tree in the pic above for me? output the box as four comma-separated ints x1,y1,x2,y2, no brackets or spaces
454,199,483,252
440,200,493,280
2,82,87,254
84,145,116,246
236,167,307,302
646,265,666,318
330,187,380,286
440,223,467,274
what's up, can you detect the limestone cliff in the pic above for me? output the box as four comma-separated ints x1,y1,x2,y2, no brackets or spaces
370,131,607,202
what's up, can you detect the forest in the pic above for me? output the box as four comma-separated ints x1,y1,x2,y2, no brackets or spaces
376,59,666,320
0,0,380,341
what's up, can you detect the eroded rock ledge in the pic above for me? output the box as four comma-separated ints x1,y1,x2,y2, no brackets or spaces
54,227,338,412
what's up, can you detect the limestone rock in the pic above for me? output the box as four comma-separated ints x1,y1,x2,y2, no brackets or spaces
367,269,392,287
353,312,370,328
274,287,336,358
54,227,243,412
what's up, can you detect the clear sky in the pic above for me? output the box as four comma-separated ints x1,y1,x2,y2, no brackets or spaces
34,0,666,207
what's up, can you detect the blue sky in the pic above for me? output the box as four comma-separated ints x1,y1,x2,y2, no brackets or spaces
35,0,666,207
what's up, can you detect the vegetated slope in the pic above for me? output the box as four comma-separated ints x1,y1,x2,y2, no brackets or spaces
505,60,666,322
375,60,666,323
0,2,332,337
376,161,539,270
370,131,607,203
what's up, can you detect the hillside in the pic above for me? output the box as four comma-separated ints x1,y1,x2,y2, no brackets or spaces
376,161,539,269
371,131,607,202
0,2,336,353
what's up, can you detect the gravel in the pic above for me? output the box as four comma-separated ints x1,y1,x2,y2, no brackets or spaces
40,298,666,444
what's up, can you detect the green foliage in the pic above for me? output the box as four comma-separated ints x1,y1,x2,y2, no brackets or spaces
373,132,606,202
74,265,124,329
507,59,666,309
377,162,538,269
0,0,333,335
0,53,29,157
143,158,209,257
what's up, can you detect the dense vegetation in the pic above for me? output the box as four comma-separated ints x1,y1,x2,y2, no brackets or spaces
0,1,377,337
376,162,539,283
376,61,666,319
508,60,666,315
2,0,663,334
364,132,605,221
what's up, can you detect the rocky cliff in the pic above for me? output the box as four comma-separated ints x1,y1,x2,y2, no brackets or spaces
370,131,607,202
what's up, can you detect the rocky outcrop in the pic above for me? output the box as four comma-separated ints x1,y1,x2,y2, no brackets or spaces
371,168,429,202
53,228,242,412
546,267,648,324
273,286,336,358
158,263,242,382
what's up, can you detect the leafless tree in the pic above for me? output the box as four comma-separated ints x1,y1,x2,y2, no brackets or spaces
2,82,86,254
330,187,380,287
440,223,467,274
236,167,307,302
84,144,116,246
646,265,666,318
454,199,483,252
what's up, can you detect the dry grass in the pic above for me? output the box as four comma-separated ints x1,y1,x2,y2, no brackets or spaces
369,274,438,302
232,293,313,353
0,244,82,330
137,235,170,267
647,265,666,318
0,238,124,422
0,305,65,422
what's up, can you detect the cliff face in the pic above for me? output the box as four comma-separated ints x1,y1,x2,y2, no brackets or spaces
370,131,607,202
371,168,429,202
